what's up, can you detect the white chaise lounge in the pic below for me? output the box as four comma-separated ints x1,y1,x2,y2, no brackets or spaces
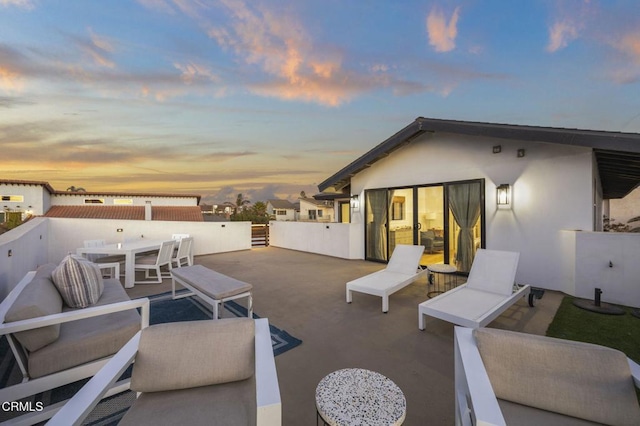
346,244,427,313
418,249,533,330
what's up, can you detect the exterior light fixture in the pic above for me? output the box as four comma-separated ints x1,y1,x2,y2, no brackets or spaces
492,145,501,154
350,194,360,211
497,184,511,206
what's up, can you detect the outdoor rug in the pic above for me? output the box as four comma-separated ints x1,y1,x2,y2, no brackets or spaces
0,291,301,425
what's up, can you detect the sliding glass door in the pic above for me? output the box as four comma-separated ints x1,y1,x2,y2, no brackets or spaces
365,179,484,271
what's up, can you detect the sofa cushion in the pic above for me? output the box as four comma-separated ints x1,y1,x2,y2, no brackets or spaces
120,377,256,426
52,255,104,308
28,278,140,378
131,318,255,393
475,327,640,426
4,264,63,352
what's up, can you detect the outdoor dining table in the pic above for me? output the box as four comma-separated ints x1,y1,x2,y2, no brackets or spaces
76,239,171,289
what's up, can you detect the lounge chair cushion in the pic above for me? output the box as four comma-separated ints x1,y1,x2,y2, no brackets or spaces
52,255,104,308
4,264,62,352
131,319,255,393
465,249,519,296
497,399,603,426
27,278,141,379
474,328,640,426
120,377,256,426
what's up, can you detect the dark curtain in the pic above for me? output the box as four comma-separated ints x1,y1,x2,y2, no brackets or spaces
448,182,481,272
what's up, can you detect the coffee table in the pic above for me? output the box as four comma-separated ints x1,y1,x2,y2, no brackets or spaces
315,368,406,425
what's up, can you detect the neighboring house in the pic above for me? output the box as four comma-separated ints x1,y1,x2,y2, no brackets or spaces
318,117,640,294
299,197,334,222
314,192,351,223
267,199,296,221
609,186,640,231
1,179,202,222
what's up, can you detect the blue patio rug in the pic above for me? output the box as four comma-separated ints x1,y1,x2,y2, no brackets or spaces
0,291,301,425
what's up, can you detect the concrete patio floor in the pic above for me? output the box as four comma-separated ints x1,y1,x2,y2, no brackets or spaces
126,246,563,425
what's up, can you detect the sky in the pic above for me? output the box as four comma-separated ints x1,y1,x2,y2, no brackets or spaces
1,0,639,205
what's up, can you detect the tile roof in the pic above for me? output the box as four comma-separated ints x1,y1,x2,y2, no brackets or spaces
268,199,295,209
43,206,204,222
0,179,56,193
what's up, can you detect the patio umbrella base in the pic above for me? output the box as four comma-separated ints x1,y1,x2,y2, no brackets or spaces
572,298,625,315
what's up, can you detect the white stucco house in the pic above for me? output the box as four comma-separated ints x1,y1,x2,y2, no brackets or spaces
317,117,640,300
267,199,297,221
298,197,334,222
0,179,202,222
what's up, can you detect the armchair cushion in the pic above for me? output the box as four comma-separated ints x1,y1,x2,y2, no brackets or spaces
4,264,62,352
52,255,104,308
131,318,255,393
474,328,640,426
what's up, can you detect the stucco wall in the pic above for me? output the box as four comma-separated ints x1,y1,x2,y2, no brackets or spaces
269,221,362,259
47,218,250,263
349,132,595,294
571,231,640,308
51,195,198,206
0,183,47,216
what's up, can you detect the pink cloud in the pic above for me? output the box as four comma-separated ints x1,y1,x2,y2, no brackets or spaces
0,0,33,9
546,20,579,52
426,6,460,53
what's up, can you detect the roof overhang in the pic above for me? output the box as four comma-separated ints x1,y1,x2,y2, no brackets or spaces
318,117,640,199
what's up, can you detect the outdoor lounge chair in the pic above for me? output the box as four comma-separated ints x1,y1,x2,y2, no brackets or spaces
418,249,533,330
454,326,640,426
48,318,282,426
346,244,427,313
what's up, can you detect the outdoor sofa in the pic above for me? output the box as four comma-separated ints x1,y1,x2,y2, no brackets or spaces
0,256,149,424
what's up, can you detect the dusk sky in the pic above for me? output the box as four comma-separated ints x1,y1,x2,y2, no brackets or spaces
2,1,639,204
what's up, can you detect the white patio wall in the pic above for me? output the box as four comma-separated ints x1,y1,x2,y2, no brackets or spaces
564,230,640,308
269,221,364,259
47,218,251,263
349,132,595,295
0,217,251,300
0,217,49,300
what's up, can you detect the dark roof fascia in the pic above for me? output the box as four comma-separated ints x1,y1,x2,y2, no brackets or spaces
318,120,427,192
313,192,350,201
415,117,640,153
318,117,640,195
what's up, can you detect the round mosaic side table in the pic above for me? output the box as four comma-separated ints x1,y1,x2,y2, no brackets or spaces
315,368,406,426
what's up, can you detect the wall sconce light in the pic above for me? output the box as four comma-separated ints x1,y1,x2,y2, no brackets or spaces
517,149,526,158
497,184,511,206
350,194,360,211
492,145,502,154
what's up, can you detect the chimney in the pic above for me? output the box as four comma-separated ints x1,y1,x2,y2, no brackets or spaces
145,201,152,221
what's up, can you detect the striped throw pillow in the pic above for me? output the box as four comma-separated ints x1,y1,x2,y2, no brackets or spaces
52,255,104,308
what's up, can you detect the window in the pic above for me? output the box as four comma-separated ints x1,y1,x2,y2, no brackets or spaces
276,210,286,216
114,199,133,205
84,199,104,204
1,195,24,202
317,210,323,217
391,196,405,220
309,210,317,220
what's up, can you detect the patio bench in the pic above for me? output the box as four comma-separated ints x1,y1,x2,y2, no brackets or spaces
0,261,149,425
171,264,253,319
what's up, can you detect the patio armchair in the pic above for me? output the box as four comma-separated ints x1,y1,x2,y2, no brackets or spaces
454,326,640,426
0,262,149,425
49,318,282,426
